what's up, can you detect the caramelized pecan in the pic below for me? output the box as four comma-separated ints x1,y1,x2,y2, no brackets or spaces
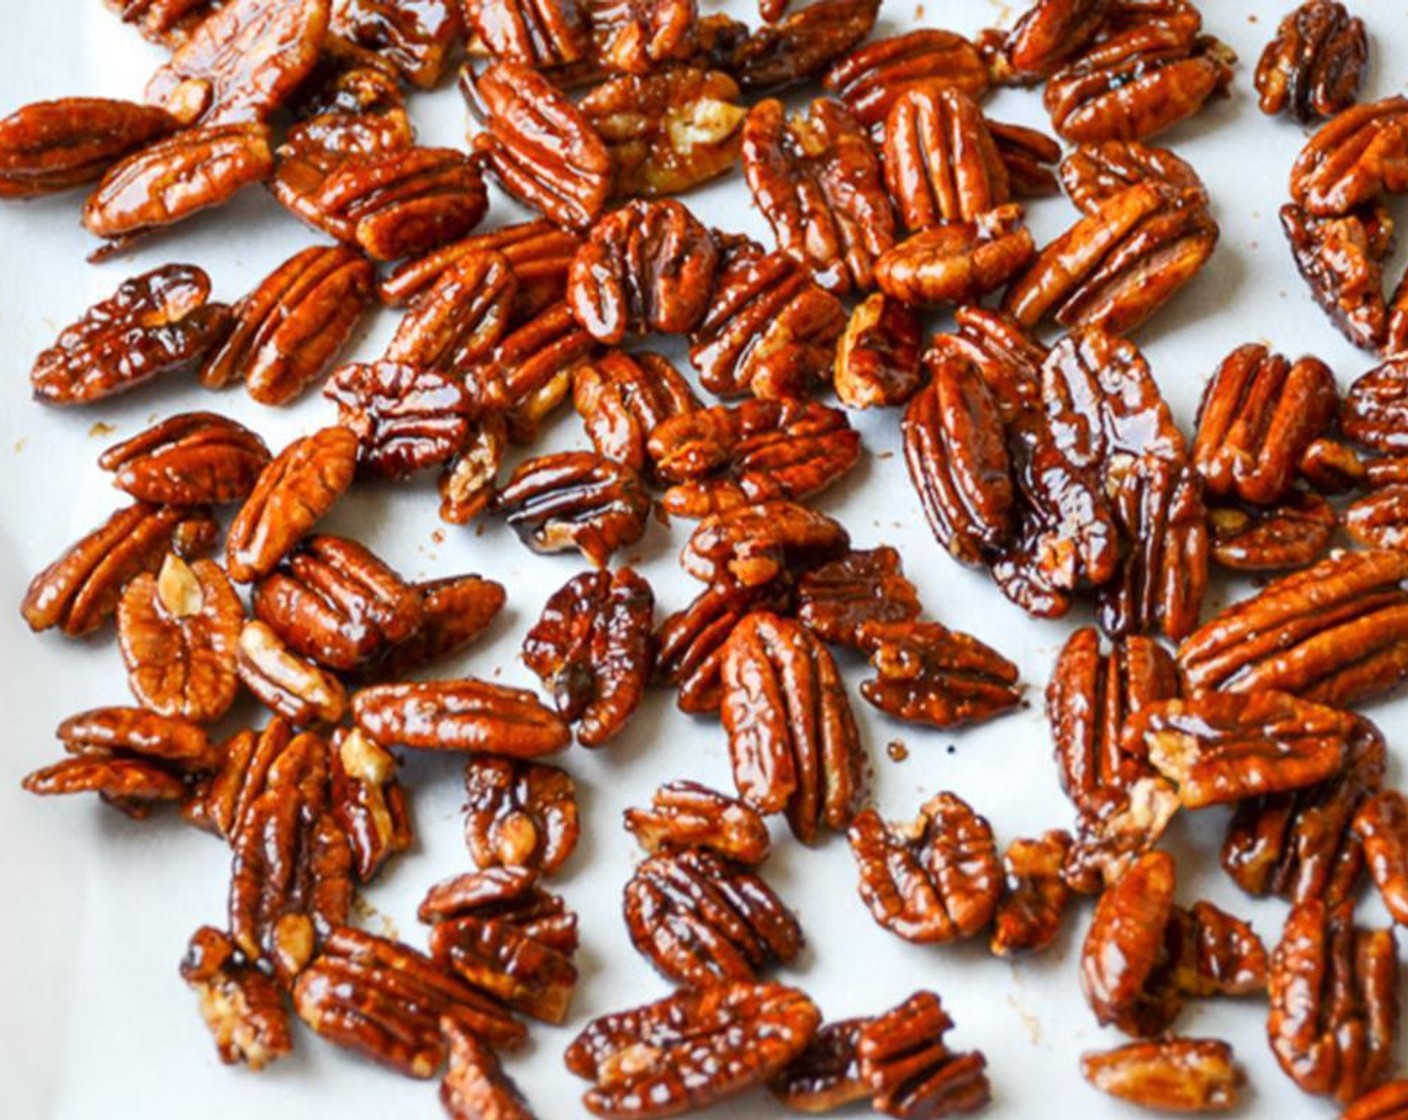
1257,0,1367,122
31,264,231,406
823,28,989,134
418,866,579,954
439,416,508,525
769,1018,869,1112
857,619,1021,729
108,0,218,46
180,926,293,1071
847,792,1000,944
991,830,1073,957
328,0,462,89
464,754,578,874
492,452,650,567
882,87,1009,229
201,245,375,402
1343,485,1408,550
99,413,269,506
795,547,921,648
361,573,507,681
572,351,699,474
721,611,863,844
385,249,516,372
682,501,849,588
857,991,992,1117
1209,491,1337,571
1353,790,1408,925
330,726,411,881
1081,1039,1245,1112
1063,775,1180,894
352,680,572,756
623,780,772,865
1345,357,1408,452
833,292,923,408
988,0,1111,82
624,847,802,986
466,0,589,67
0,97,178,197
1281,202,1392,351
440,1019,537,1120
1059,138,1206,214
429,914,578,1024
588,0,695,74
727,0,877,92
325,360,474,479
182,718,296,838
876,204,1036,306
285,63,415,155
237,619,348,726
990,118,1063,196
1292,97,1408,218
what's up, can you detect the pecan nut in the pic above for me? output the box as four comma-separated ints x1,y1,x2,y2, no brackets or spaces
731,0,879,93
623,780,772,865
857,619,1021,729
833,292,923,408
200,245,375,402
180,926,293,1071
429,915,578,1024
466,0,590,67
328,0,462,89
564,983,821,1119
1059,138,1206,214
492,452,650,567
795,547,921,648
384,249,516,372
987,0,1110,82
572,350,699,475
1290,97,1408,218
108,0,218,46
440,1019,536,1120
1282,202,1392,351
0,96,178,197
1353,790,1408,926
682,501,849,588
226,426,359,584
182,718,295,838
464,754,579,874
588,0,695,74
1344,1083,1408,1120
31,264,232,406
721,611,863,844
769,1018,869,1113
331,726,412,881
237,619,349,727
991,830,1073,957
823,28,989,134
99,413,270,506
325,360,475,480
360,574,507,681
1209,491,1338,571
1343,485,1408,550
1345,357,1408,453
1081,1039,1245,1112
623,847,803,987
352,679,572,756
847,792,1001,944
882,86,1009,229
876,204,1036,306
1063,775,1180,894
438,416,508,525
857,991,992,1117
1256,0,1367,122
418,867,579,956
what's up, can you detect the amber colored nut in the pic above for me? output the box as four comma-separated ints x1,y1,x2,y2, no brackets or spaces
1353,790,1408,925
1345,358,1408,453
465,300,597,417
20,753,188,811
352,679,571,756
989,118,1062,198
741,96,896,296
624,847,802,986
1004,182,1218,334
1176,549,1408,707
877,204,1035,307
847,792,1001,944
1269,899,1399,1104
567,200,717,343
1209,491,1337,571
180,925,294,1071
0,97,179,197
438,415,508,526
466,0,589,66
650,399,861,519
1282,203,1391,352
768,1017,869,1112
55,705,216,772
180,718,293,838
1291,97,1408,218
858,619,1021,730
1301,437,1368,495
1044,21,1235,144
464,754,578,874
1060,139,1207,215
327,0,462,89
795,547,921,649
572,351,699,475
82,123,273,251
117,554,243,725
823,28,989,134
1167,899,1269,999
883,86,1009,230
31,264,231,407
1192,344,1339,506
108,0,219,46
331,727,412,882
654,579,793,715
1063,775,1181,895
564,982,821,1119
623,780,772,865
991,830,1073,957
466,61,610,230
430,914,578,1024
683,501,849,589
724,0,876,93
294,926,527,1078
903,354,1015,565
997,0,1110,81
855,990,991,1117
384,250,516,373
1047,626,1176,815
1079,850,1182,1036
1081,1038,1244,1113
99,413,270,507
201,245,375,403
834,293,923,409
721,611,863,844
144,0,328,125
1257,2,1367,123
1344,1081,1408,1120
325,360,474,480
689,237,848,399
237,620,347,726
417,867,580,955
282,63,415,157
360,574,507,682
226,426,358,584
440,1017,536,1120
588,0,695,74
1222,712,1384,907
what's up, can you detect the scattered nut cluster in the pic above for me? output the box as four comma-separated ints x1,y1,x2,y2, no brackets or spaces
10,0,1408,1116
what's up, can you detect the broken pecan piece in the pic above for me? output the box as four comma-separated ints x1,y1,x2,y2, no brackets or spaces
464,754,578,875
623,780,772,865
857,619,1021,729
572,351,699,475
721,611,862,844
1343,484,1408,550
795,547,921,649
847,792,1000,944
237,619,348,727
0,97,178,197
823,28,989,134
1268,899,1399,1103
327,0,462,89
352,680,572,756
521,568,654,747
99,413,269,506
180,925,293,1071
1081,1038,1245,1113
440,1018,536,1120
466,61,611,230
833,292,923,408
201,245,375,403
623,847,802,987
1063,775,1180,894
117,554,243,724
1257,0,1367,122
1282,202,1392,351
991,830,1073,957
730,0,878,93
1353,790,1408,926
857,991,992,1117
492,452,650,567
31,264,232,407
331,726,411,881
21,503,217,636
564,982,821,1119
683,501,849,588
876,204,1035,306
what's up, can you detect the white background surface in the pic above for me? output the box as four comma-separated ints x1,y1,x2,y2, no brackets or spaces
3,1,1407,1116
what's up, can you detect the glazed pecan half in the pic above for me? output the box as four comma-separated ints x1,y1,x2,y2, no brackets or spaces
623,780,772,865
564,983,821,1119
683,501,849,588
823,28,989,134
1269,899,1399,1103
882,86,1009,229
728,0,879,93
0,97,178,197
795,547,922,649
201,244,375,403
521,568,654,747
492,452,650,567
226,427,359,584
587,0,695,74
429,914,579,1024
1281,202,1393,351
624,847,802,987
1209,491,1338,572
440,1019,536,1120
573,350,700,475
331,726,412,881
991,830,1073,957
180,926,293,1071
327,0,462,89
182,718,297,839
325,360,475,480
237,619,348,727
352,680,572,756
1059,138,1206,215
31,264,232,406
769,1018,869,1112
1081,1039,1245,1113
361,573,506,682
847,792,1001,944
1063,775,1181,894
384,249,516,372
857,619,1021,729
857,991,992,1117
464,754,579,875
985,0,1111,83
99,413,269,507
418,866,579,956
1353,790,1408,925
1256,0,1367,122
1291,97,1408,218
833,292,924,408
1344,357,1408,452
875,204,1036,306
466,0,590,67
